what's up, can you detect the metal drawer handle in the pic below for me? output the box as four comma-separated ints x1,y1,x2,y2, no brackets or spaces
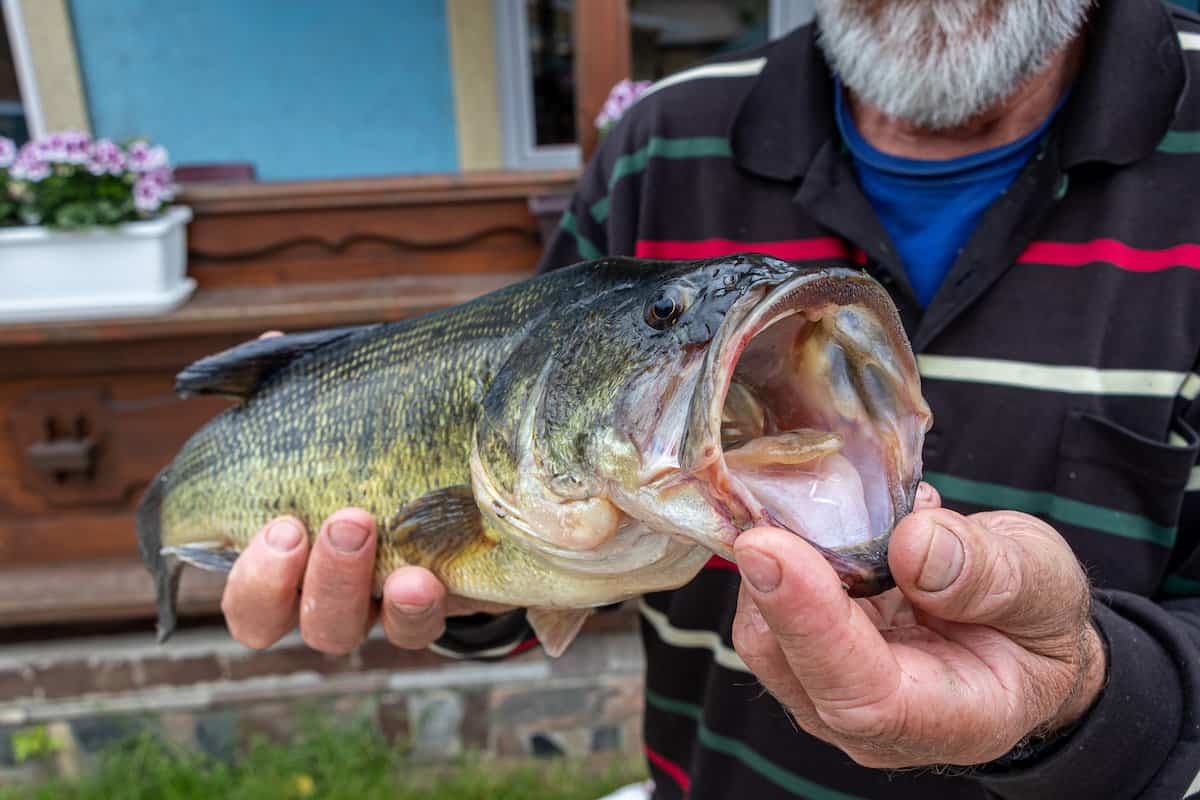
26,438,97,475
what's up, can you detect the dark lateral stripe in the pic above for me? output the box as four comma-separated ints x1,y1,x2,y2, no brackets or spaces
1017,239,1200,271
1163,574,1200,596
1159,130,1200,154
644,744,691,793
644,689,868,800
558,210,603,260
635,237,856,261
925,472,1176,547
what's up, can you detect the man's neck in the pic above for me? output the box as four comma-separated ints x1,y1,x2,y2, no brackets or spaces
846,37,1086,161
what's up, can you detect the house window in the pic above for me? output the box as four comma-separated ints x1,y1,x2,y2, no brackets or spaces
0,0,32,142
494,0,580,171
494,0,813,170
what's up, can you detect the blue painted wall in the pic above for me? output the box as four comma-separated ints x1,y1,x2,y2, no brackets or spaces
69,2,459,180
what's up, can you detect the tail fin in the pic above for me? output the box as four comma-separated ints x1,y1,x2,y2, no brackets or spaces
136,467,183,643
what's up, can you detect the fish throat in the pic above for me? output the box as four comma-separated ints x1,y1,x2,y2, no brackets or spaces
683,271,929,595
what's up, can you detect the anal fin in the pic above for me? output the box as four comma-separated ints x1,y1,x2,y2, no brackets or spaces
527,607,592,658
162,544,240,573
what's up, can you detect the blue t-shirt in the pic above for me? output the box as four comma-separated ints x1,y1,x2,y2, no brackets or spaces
834,84,1063,306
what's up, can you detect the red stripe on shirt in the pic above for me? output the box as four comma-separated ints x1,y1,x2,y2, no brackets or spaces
508,637,540,658
1018,239,1200,271
635,237,853,261
704,555,738,572
645,744,692,793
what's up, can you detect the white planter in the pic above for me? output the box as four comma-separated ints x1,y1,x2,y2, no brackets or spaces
0,205,195,323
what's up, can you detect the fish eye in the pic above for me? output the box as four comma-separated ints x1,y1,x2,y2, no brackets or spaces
645,287,685,330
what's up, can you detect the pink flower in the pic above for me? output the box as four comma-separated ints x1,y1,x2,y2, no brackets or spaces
0,138,16,169
595,79,653,131
133,173,174,213
32,130,91,164
127,140,169,173
10,146,49,181
86,139,126,176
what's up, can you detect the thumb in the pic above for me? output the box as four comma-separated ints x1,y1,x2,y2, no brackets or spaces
888,508,1090,643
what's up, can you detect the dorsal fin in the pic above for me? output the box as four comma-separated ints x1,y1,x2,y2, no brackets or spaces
175,326,365,399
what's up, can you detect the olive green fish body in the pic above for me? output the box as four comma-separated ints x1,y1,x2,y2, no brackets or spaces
139,255,931,652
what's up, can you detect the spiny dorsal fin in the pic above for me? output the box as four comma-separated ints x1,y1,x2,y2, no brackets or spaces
175,326,366,399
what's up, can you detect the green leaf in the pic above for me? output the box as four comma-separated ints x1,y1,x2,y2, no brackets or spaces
52,201,97,229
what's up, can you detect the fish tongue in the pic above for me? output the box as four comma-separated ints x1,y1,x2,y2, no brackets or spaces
724,429,843,469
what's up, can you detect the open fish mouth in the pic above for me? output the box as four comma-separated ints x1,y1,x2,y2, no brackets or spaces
684,268,931,596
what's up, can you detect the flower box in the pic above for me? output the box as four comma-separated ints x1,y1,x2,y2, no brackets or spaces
0,205,194,322
0,131,190,323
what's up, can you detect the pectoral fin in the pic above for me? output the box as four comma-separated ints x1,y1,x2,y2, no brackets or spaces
526,607,592,657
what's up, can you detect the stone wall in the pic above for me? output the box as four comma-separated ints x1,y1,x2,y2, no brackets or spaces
0,610,646,782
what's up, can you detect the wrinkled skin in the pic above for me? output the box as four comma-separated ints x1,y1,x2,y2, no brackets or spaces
732,485,1107,767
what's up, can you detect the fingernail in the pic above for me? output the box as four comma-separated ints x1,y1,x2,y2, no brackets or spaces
739,548,781,593
918,524,964,592
393,601,434,617
328,520,369,553
265,519,303,552
916,483,935,503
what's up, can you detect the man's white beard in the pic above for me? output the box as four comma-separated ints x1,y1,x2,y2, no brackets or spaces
813,0,1092,130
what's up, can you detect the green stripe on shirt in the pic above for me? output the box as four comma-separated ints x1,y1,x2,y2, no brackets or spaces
592,136,733,223
644,689,868,800
1159,130,1200,154
558,210,603,260
1162,574,1200,596
925,472,1176,547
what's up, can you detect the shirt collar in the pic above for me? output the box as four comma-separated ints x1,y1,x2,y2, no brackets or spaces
1058,0,1187,168
729,0,1187,180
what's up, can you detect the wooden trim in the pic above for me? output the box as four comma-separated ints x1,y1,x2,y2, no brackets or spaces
178,169,577,215
0,559,226,626
0,272,530,347
573,0,631,163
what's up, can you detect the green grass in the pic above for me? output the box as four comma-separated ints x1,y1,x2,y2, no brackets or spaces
0,721,647,800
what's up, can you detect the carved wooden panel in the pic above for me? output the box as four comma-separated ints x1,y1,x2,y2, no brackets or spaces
181,171,576,289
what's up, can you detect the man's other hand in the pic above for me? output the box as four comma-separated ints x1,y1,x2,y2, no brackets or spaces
731,483,1107,768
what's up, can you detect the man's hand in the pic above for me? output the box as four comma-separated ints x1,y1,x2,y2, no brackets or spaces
221,509,509,654
731,484,1107,769
223,332,509,654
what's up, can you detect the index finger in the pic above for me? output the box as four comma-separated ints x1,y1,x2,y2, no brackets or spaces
222,516,309,649
733,528,902,731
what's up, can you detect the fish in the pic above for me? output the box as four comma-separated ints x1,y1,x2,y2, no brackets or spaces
137,254,932,655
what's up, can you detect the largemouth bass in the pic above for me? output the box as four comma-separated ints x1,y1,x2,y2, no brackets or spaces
138,255,931,655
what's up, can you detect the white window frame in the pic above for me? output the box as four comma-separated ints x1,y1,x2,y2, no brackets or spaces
494,0,814,171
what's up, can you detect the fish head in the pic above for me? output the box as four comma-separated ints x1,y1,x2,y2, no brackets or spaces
471,254,931,595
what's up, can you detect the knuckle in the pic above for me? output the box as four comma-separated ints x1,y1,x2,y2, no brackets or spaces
384,617,445,650
301,628,359,656
731,617,774,663
845,748,891,770
224,615,280,650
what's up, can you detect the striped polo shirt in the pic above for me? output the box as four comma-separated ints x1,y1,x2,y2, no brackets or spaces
531,1,1200,797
